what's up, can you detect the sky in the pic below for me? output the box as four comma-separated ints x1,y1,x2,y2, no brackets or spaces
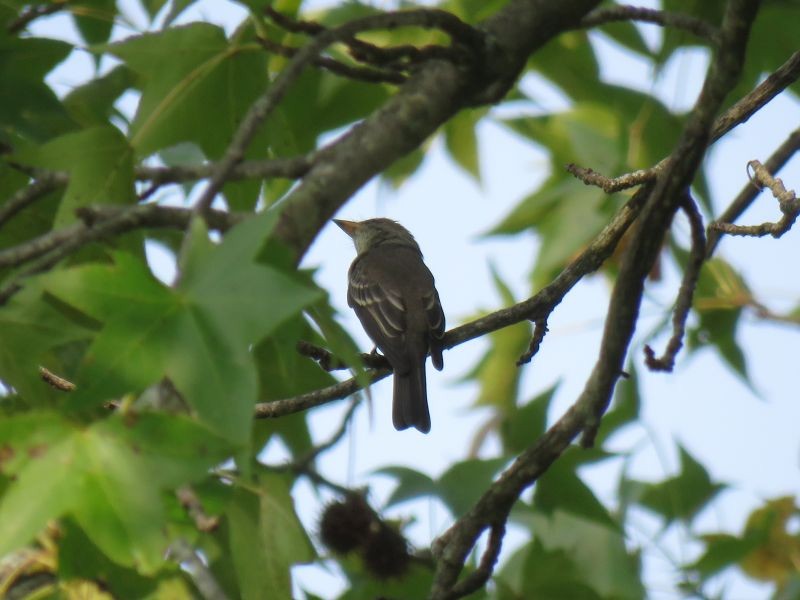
30,1,800,598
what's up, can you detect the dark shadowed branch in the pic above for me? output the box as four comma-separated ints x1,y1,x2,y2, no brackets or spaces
644,195,707,372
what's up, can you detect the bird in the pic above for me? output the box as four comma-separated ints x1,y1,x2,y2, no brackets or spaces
334,218,445,434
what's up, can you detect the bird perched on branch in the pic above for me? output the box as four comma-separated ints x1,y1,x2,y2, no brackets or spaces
334,218,445,434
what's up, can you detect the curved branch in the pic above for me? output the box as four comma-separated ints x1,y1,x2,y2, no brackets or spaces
707,127,800,255
580,4,719,42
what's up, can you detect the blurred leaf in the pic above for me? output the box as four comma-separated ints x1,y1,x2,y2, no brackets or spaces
110,23,265,158
463,267,531,412
382,146,427,189
634,444,725,524
72,0,117,46
740,496,800,586
501,384,557,454
444,108,484,183
533,447,616,527
689,258,752,385
689,532,763,580
528,30,601,102
14,125,136,227
0,36,76,141
375,466,437,508
497,538,604,600
0,285,92,407
227,473,315,600
528,509,644,599
337,563,434,600
0,412,229,571
437,457,508,517
63,65,137,128
594,20,653,58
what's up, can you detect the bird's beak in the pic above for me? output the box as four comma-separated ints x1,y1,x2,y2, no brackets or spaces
333,219,360,237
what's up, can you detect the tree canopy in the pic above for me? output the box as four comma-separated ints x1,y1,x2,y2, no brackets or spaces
0,0,798,599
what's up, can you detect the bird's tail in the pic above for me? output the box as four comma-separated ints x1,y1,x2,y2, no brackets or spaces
393,361,430,434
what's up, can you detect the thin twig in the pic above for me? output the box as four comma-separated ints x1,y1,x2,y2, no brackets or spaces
296,398,360,467
253,368,391,419
7,2,65,34
707,127,800,255
516,317,549,366
567,50,800,194
708,159,799,239
169,539,230,600
176,486,219,533
257,37,406,84
0,172,67,230
0,205,243,305
644,194,707,372
580,4,719,43
296,340,390,371
444,522,506,600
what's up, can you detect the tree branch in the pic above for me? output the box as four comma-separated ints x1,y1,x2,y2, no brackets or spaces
568,49,800,193
273,0,604,261
707,127,800,255
644,194,707,372
427,1,761,597
579,4,719,43
192,9,487,218
709,159,799,238
0,205,243,305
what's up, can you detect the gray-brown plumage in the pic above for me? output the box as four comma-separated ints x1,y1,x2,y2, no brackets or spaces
334,218,445,433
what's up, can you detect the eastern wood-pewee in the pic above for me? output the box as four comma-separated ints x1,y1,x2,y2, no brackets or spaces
335,218,445,434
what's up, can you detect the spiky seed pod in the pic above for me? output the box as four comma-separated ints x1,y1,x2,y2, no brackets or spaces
360,522,411,580
318,493,374,555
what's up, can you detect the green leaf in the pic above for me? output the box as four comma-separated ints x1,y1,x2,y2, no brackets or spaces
15,125,136,226
0,416,83,558
0,412,228,570
72,0,117,46
0,37,76,141
63,65,137,128
688,532,763,579
533,447,616,527
444,109,483,182
689,258,752,385
523,509,645,599
501,384,557,454
108,22,271,208
528,30,601,101
437,457,508,517
109,23,268,159
463,267,531,412
375,466,437,508
58,518,163,599
227,473,315,600
497,539,604,600
634,444,726,524
40,211,321,442
0,285,93,407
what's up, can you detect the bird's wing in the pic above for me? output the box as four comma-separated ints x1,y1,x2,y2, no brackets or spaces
347,257,411,371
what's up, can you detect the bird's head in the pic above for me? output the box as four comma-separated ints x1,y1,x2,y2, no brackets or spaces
334,218,420,255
